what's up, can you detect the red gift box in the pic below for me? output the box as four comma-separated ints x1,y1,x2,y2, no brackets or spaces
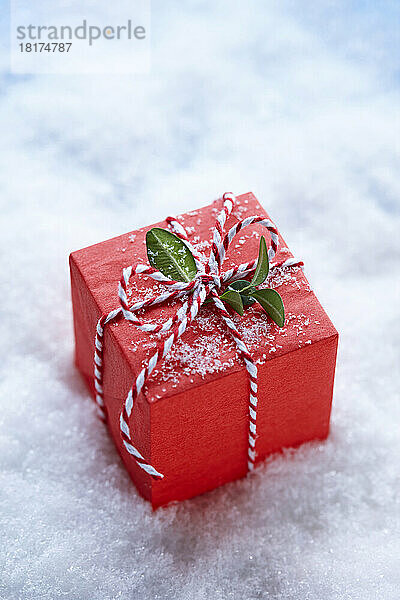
69,192,338,508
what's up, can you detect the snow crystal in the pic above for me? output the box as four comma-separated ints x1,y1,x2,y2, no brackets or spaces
1,2,399,599
164,337,235,379
267,265,311,292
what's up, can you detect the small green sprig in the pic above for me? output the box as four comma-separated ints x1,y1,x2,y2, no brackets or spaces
218,236,284,326
146,229,285,327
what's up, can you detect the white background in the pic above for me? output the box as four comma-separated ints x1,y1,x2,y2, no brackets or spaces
0,1,399,598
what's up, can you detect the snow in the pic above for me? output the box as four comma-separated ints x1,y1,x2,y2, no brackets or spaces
1,1,400,598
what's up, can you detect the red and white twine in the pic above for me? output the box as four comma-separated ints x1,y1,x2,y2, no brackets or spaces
93,193,303,479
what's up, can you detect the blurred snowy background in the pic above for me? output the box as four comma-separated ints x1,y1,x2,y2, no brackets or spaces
1,1,399,598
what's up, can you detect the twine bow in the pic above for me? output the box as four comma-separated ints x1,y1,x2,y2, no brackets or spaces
93,193,303,478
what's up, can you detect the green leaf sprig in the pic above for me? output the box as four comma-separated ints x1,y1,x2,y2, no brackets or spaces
219,236,284,326
145,229,285,327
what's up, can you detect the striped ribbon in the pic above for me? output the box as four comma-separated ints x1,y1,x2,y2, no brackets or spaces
93,193,303,479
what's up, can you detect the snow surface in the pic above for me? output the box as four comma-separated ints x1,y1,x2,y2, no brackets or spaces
1,1,400,598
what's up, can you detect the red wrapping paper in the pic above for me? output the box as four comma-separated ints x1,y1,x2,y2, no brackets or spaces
70,192,338,508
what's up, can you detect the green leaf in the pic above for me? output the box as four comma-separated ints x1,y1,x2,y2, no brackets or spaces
250,236,269,287
146,227,197,283
220,289,244,316
229,280,254,294
251,288,285,327
229,280,256,306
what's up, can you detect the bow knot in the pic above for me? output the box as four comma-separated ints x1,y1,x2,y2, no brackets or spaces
194,271,221,290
